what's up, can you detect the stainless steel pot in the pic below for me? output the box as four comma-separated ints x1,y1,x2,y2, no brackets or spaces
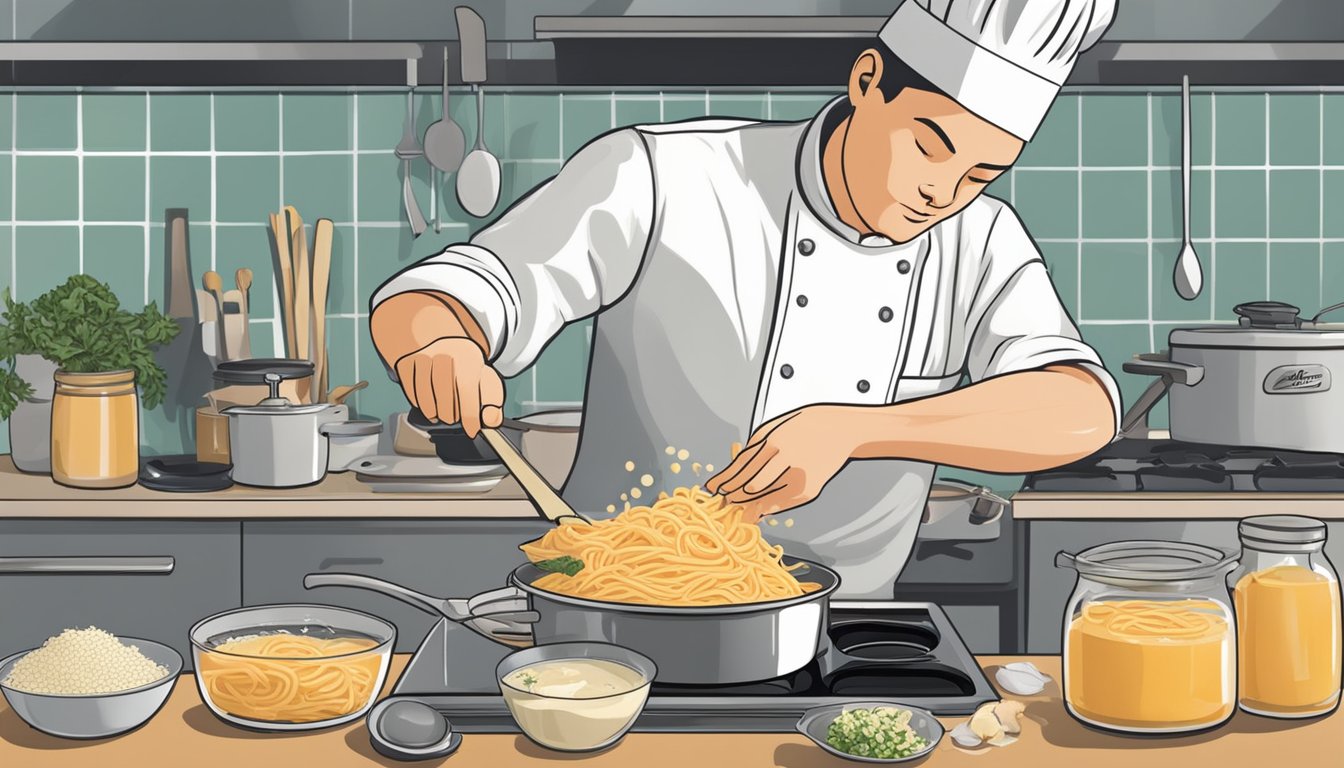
223,373,348,487
304,557,841,685
1122,301,1344,453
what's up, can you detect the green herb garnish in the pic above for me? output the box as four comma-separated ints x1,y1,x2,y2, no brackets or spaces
0,276,179,419
826,707,929,759
536,556,584,577
520,672,538,691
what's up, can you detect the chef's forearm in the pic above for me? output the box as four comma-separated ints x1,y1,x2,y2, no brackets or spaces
848,365,1115,472
369,291,491,369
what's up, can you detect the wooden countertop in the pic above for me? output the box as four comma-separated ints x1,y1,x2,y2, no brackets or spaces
0,456,537,519
1,655,1335,767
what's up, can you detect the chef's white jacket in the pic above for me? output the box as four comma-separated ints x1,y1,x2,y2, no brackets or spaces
372,97,1121,598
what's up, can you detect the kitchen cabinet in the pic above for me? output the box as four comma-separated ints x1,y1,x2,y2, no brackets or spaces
241,520,554,653
0,521,241,667
1022,519,1344,653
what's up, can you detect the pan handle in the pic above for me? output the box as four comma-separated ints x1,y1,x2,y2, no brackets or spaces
304,572,465,622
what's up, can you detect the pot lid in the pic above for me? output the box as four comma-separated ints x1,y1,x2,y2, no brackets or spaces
1168,327,1344,349
1055,540,1238,585
213,358,314,384
223,401,334,416
322,419,383,437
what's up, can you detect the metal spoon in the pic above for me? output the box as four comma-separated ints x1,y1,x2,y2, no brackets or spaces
1174,75,1203,301
423,45,467,234
454,7,501,219
394,75,429,237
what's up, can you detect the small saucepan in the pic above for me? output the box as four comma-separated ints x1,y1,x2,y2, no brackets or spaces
408,408,581,481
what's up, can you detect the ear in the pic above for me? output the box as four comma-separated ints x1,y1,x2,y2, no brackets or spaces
848,49,884,107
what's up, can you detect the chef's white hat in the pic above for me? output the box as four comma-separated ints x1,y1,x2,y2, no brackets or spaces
879,0,1116,141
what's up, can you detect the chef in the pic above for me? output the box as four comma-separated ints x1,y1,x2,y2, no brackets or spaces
370,0,1122,598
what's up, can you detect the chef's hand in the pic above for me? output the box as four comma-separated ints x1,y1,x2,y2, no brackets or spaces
394,336,505,438
705,405,853,521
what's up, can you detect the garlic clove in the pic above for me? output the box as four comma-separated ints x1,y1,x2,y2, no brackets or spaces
993,700,1027,735
968,702,1004,741
994,662,1051,696
949,722,984,748
986,733,1019,748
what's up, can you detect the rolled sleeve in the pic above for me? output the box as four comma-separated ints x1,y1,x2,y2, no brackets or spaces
966,207,1123,433
368,129,655,378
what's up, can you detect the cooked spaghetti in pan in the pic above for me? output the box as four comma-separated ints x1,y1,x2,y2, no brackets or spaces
519,485,821,606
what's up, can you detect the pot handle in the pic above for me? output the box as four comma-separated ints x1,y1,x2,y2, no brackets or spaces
1117,352,1206,438
1055,551,1079,571
304,571,463,621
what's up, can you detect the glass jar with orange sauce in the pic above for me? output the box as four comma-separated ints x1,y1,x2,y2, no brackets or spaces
1057,541,1239,734
50,369,140,488
1229,516,1341,719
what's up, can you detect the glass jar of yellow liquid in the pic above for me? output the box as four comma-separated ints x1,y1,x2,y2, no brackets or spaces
50,369,139,488
1229,516,1341,719
1057,541,1239,733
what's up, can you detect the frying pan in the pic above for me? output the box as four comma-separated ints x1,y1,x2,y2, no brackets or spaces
305,557,840,685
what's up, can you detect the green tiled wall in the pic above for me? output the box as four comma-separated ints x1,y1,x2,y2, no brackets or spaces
0,88,1339,496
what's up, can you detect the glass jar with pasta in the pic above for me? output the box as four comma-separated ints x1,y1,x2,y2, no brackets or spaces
1056,541,1239,734
1229,516,1341,719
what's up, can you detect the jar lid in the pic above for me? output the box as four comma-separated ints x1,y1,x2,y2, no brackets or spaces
213,358,314,385
1239,515,1326,546
1056,540,1238,585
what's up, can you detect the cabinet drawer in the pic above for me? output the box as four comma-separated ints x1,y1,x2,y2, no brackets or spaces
242,521,553,653
0,521,241,668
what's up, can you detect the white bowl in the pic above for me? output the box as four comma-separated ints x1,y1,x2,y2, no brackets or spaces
0,638,182,740
496,642,655,752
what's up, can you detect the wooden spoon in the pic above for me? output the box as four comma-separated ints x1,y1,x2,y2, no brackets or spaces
312,219,334,402
288,208,310,364
327,381,368,405
235,268,253,359
202,271,228,362
269,212,296,358
478,428,591,526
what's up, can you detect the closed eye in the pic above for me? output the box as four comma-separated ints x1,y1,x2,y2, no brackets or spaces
966,176,996,185
915,140,932,158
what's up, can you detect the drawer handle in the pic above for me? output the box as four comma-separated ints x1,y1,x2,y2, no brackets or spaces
0,556,176,574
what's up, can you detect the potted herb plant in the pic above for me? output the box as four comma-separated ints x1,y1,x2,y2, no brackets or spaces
0,275,179,487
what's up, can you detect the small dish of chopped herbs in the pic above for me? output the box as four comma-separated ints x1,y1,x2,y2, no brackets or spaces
796,701,943,763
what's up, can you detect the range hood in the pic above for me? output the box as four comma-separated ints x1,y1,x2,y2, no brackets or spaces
534,1,1344,86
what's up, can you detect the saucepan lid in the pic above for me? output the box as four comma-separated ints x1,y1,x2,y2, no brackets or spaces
1055,540,1238,585
1170,301,1344,349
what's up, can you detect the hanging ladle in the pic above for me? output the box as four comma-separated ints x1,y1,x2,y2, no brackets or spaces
1174,75,1204,301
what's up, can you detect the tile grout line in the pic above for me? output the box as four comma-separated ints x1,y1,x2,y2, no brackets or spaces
1319,91,1326,310
1210,91,1218,320
143,93,151,306
352,91,361,412
75,91,83,274
1075,91,1082,326
1146,93,1154,353
9,92,14,297
210,93,217,273
1264,92,1271,296
275,92,286,357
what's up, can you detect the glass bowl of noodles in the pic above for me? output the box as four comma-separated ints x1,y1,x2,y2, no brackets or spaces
189,604,396,731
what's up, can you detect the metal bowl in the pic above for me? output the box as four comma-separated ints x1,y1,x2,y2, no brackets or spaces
796,701,944,763
0,638,182,739
496,642,656,752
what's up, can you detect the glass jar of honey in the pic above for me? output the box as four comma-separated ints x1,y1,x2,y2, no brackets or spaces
1229,516,1341,719
50,369,140,488
1057,541,1239,734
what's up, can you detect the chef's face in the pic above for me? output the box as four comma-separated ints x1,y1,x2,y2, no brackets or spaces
844,50,1025,243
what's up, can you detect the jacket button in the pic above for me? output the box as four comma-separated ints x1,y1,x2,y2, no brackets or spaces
798,239,815,256
878,306,894,322
796,295,808,307
897,260,911,274
857,380,870,393
780,364,794,379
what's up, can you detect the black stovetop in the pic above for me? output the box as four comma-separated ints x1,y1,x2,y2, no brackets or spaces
1023,438,1344,492
390,602,999,732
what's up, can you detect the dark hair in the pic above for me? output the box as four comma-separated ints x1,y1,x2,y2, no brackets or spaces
868,42,943,101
